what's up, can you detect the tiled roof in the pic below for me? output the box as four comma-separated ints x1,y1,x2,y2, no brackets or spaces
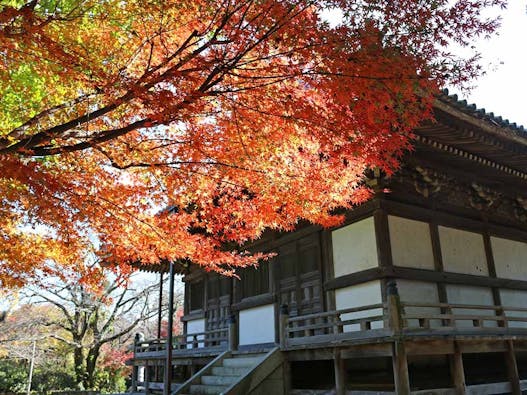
438,88,526,137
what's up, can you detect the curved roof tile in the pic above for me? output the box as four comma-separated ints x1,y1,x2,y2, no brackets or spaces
439,88,526,135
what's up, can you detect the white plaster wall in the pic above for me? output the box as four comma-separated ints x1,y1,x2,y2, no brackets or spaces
439,226,488,276
499,289,527,328
238,304,275,346
186,318,205,349
332,217,378,278
397,280,441,328
445,285,496,328
388,216,435,270
335,280,383,331
491,236,527,281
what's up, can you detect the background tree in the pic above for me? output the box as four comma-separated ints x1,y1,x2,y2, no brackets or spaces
0,303,75,393
0,262,171,391
0,0,506,287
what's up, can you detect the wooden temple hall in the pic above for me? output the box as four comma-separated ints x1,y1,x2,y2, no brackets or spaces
129,91,527,395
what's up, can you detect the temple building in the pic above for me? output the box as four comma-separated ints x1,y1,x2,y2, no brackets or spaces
129,91,527,394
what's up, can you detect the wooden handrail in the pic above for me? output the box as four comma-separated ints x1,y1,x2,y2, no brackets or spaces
287,315,385,334
402,302,501,310
287,303,384,323
402,302,527,313
135,327,229,351
403,313,507,321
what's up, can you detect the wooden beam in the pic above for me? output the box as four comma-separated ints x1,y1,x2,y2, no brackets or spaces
505,340,521,395
390,266,527,292
405,340,454,356
325,264,527,293
457,340,507,354
324,267,382,291
449,341,466,395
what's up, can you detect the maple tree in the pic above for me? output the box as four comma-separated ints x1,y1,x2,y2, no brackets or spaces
0,0,505,286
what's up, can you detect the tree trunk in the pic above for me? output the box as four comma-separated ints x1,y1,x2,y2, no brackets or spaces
73,346,86,390
84,346,101,389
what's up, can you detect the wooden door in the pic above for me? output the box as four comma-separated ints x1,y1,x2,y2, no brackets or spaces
205,276,231,346
277,233,323,318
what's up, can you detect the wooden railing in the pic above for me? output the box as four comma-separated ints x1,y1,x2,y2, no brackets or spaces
135,327,229,355
279,281,527,348
401,302,527,330
135,283,527,356
280,303,388,348
287,303,385,335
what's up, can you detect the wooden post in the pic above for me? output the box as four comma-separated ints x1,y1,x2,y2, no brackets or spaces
228,314,238,352
279,304,289,349
387,281,410,394
392,340,410,395
157,272,164,339
163,261,175,395
334,315,343,334
505,340,521,395
387,280,403,333
131,334,140,392
283,359,292,395
131,364,138,392
449,341,466,395
145,361,150,395
334,349,346,395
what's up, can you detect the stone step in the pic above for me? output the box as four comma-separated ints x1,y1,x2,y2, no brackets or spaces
222,356,262,368
201,374,240,386
211,366,248,376
189,384,229,395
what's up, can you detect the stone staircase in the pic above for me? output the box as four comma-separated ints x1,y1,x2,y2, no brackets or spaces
178,353,266,395
174,347,285,395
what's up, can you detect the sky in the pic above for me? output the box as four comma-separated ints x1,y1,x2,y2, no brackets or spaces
459,1,527,127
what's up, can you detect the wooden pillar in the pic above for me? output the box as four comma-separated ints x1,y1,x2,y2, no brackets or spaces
279,304,289,349
228,314,238,352
157,272,164,339
392,341,410,395
131,334,139,391
334,349,346,395
387,281,410,394
145,361,150,395
282,359,292,395
505,340,521,395
153,273,163,382
163,261,175,395
449,342,466,395
430,222,452,326
373,205,393,306
131,365,138,392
